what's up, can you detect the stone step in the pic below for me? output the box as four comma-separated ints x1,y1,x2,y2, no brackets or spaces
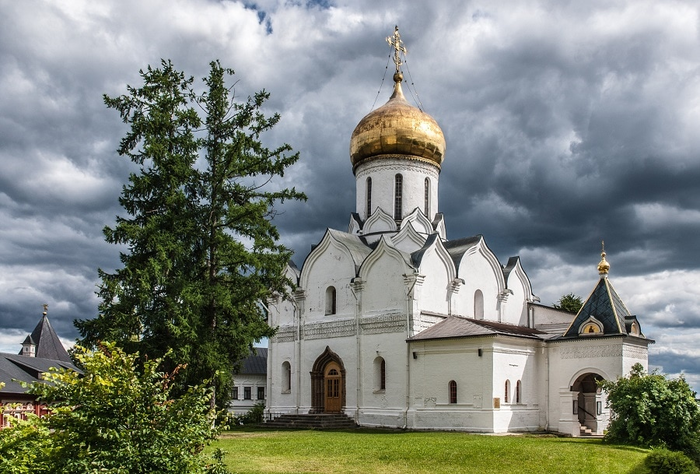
264,413,357,430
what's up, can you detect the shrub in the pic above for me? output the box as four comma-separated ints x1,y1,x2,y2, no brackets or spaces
599,363,700,453
237,401,266,425
1,343,229,474
645,448,699,474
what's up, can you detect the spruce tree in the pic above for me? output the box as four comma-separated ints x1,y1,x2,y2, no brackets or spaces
76,60,305,410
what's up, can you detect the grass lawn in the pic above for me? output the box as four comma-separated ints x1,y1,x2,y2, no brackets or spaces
212,428,650,474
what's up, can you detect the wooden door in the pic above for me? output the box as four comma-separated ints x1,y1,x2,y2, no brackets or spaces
324,362,342,413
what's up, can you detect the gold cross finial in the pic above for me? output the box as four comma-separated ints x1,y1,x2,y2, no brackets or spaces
386,26,407,81
43,304,48,316
598,241,610,276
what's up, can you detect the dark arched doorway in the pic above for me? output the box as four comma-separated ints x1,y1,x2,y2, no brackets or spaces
572,373,603,434
310,346,346,414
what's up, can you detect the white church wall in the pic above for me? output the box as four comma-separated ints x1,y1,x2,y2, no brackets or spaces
300,242,357,323
266,340,297,415
546,338,630,436
360,242,411,316
354,159,439,222
501,271,529,326
267,295,296,328
532,304,575,329
490,340,542,432
414,242,454,315
301,337,360,415
406,338,497,431
357,331,410,427
457,250,503,320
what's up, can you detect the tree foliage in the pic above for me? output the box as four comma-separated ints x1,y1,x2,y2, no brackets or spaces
75,59,305,409
553,293,583,314
0,343,228,474
599,363,700,455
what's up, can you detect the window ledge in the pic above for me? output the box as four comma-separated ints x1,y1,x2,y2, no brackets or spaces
373,389,386,394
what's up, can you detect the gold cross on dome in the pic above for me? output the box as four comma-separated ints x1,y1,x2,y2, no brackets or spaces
386,26,407,75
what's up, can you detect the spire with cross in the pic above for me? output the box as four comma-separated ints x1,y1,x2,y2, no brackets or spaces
386,26,407,82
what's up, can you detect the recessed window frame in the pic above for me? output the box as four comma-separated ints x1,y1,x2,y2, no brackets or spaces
394,174,403,220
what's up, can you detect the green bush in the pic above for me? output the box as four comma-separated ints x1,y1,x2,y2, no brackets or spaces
599,363,700,452
236,401,265,425
645,448,699,474
1,343,229,474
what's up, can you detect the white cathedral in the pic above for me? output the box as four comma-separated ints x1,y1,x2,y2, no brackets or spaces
265,29,651,436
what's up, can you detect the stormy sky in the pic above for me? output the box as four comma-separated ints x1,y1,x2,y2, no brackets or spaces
1,0,699,391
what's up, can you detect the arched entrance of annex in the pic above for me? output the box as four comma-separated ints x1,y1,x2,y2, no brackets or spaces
310,346,346,414
571,372,605,435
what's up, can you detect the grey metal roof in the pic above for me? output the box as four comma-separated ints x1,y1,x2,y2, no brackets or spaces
409,315,547,342
442,235,481,269
0,353,79,396
562,277,635,338
239,347,267,375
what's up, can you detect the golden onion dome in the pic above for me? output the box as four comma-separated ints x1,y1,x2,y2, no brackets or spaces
349,76,446,171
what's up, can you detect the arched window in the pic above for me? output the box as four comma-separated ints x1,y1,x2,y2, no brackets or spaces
374,357,386,391
424,178,430,216
366,177,372,218
449,380,457,404
282,361,291,392
504,380,511,403
516,380,522,404
325,286,336,315
394,174,403,220
474,290,484,320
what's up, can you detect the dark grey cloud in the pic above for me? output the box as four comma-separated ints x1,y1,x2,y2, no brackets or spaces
1,0,698,390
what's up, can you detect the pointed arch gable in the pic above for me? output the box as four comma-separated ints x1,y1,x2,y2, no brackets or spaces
359,236,413,281
460,236,506,294
432,213,447,240
391,222,427,254
363,208,397,235
359,236,414,314
285,261,301,286
348,213,363,235
400,207,435,235
299,229,370,289
501,256,536,325
411,234,456,283
451,236,506,320
503,256,535,302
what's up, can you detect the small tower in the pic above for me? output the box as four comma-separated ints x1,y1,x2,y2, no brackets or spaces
21,335,36,357
18,304,72,363
562,243,645,339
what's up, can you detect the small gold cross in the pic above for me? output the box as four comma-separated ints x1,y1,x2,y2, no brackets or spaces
386,26,407,76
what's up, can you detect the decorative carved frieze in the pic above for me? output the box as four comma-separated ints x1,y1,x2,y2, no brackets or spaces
355,159,440,180
303,319,356,340
272,327,296,343
559,344,623,359
623,345,648,360
361,313,406,334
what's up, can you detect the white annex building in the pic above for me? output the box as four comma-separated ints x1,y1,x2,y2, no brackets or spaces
265,28,652,436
